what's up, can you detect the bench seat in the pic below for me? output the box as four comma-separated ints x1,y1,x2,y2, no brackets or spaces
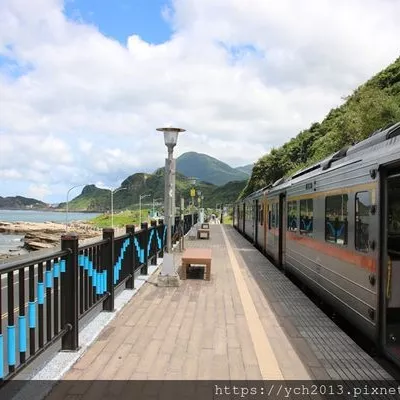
181,248,212,281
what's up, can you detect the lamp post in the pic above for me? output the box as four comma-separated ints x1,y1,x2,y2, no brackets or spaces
139,193,151,225
111,187,127,229
157,126,185,253
66,184,87,231
152,197,162,218
189,177,197,226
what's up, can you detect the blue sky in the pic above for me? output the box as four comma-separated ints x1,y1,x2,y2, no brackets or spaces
64,0,172,45
1,0,399,203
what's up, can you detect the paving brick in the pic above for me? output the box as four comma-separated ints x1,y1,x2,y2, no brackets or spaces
97,343,133,379
158,325,180,355
182,354,199,379
168,342,188,372
147,353,171,379
129,326,157,356
68,341,107,371
228,347,246,379
135,339,162,374
213,326,228,355
212,354,230,379
226,323,241,349
197,348,215,379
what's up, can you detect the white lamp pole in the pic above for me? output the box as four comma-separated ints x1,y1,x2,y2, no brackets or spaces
157,126,185,253
152,197,162,218
66,184,87,231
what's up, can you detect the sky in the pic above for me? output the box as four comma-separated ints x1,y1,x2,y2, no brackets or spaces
0,0,399,203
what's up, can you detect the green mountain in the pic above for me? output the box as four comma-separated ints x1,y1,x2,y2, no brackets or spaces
242,56,400,198
207,180,247,207
63,169,218,212
176,152,249,185
59,153,254,212
235,164,253,176
0,196,47,209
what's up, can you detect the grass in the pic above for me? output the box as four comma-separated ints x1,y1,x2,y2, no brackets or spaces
88,209,152,228
223,214,233,225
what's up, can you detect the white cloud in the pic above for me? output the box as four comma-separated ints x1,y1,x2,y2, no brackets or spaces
0,0,399,201
27,183,52,201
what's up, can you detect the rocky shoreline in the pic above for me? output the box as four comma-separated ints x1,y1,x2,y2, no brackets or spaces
0,221,102,261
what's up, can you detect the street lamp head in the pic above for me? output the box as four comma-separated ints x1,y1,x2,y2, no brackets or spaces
156,126,186,148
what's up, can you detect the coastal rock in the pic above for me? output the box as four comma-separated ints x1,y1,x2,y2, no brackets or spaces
24,241,55,250
0,221,101,252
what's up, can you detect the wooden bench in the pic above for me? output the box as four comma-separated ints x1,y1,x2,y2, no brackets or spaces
181,248,212,281
197,228,210,239
201,223,210,229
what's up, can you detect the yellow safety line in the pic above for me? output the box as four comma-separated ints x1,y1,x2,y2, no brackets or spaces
221,225,283,379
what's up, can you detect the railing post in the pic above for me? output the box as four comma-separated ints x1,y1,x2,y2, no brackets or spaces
102,228,115,312
150,220,157,265
126,225,135,289
61,233,79,351
140,222,148,275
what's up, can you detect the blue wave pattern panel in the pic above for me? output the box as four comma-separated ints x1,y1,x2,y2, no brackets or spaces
114,238,130,285
0,259,66,379
133,236,145,265
155,228,162,250
147,229,155,257
78,255,107,295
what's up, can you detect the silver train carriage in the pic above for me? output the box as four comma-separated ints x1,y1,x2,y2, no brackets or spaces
234,122,400,367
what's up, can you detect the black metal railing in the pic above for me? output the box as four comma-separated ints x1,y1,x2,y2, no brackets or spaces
0,250,69,382
0,214,196,383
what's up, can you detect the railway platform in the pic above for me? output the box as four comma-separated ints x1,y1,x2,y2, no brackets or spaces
20,223,396,398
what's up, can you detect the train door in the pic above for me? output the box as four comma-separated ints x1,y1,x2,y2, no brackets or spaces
264,197,268,253
279,193,286,268
381,169,400,364
254,199,259,244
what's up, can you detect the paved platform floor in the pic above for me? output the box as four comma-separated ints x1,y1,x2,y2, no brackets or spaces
46,223,394,398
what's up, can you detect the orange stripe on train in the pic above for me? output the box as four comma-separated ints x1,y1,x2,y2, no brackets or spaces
286,231,376,273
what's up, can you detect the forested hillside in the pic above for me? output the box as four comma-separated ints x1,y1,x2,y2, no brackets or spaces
176,152,249,185
241,57,400,198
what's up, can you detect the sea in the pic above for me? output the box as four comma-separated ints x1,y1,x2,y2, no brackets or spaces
0,209,101,255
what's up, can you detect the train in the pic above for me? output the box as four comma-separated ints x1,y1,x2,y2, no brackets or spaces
233,121,400,368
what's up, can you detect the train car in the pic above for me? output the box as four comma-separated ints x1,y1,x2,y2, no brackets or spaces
234,121,400,367
235,188,266,247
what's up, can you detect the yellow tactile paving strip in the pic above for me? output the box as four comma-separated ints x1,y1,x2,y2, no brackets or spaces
220,225,283,379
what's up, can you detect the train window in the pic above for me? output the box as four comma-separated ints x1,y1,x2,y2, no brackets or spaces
355,192,371,252
287,201,298,231
300,199,313,236
325,194,348,245
271,203,277,228
260,204,264,225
